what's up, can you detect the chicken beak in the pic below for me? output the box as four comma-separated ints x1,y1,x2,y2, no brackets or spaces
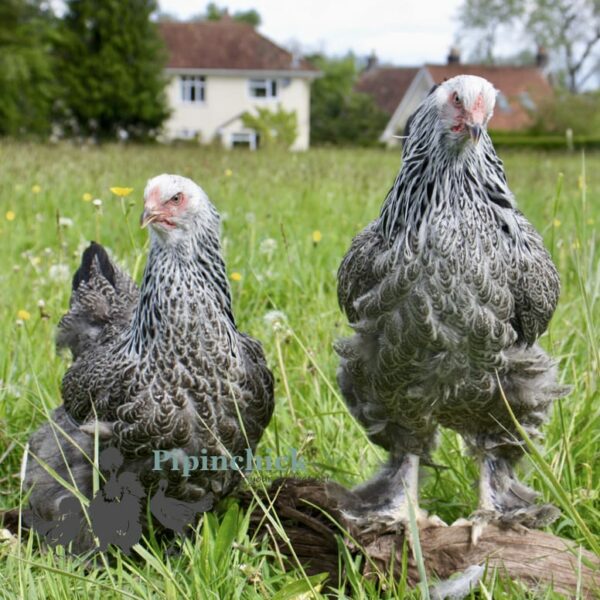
140,209,158,228
468,124,483,144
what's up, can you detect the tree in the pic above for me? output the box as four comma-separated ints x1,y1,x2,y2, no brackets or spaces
55,0,170,140
309,54,389,146
241,105,298,149
196,3,261,27
0,0,57,136
459,0,600,92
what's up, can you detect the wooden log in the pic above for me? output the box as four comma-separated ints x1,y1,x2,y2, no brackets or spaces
238,478,600,598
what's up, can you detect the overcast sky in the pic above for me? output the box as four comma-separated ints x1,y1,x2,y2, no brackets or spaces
158,0,466,65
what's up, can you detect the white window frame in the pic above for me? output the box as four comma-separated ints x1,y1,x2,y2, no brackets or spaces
248,78,278,99
231,131,258,150
180,75,206,104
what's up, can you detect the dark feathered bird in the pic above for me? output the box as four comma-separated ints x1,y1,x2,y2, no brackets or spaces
335,75,569,542
23,174,274,551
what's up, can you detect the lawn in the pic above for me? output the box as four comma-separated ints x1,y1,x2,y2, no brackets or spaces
0,143,598,598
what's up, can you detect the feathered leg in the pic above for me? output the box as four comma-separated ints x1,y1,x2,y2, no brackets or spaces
330,453,445,533
463,452,560,545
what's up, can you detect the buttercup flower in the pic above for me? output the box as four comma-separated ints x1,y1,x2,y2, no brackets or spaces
553,219,561,228
5,211,15,221
110,187,134,197
230,272,242,282
312,230,322,243
17,309,31,321
82,192,93,202
31,185,41,194
224,169,233,177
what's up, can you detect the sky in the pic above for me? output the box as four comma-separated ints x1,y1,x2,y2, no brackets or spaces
158,0,466,66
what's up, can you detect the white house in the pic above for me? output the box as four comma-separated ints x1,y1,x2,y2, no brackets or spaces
158,19,320,150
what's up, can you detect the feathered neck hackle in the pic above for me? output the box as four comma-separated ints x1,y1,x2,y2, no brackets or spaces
378,92,513,244
127,209,235,355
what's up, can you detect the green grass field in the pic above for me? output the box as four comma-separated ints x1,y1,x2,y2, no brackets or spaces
0,143,598,598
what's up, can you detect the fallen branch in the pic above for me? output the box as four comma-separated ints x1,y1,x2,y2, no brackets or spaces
238,478,600,598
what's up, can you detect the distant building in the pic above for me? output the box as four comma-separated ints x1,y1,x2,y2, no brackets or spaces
356,48,553,147
159,19,320,149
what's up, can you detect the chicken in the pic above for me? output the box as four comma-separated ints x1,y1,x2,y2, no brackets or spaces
23,174,274,551
335,76,569,542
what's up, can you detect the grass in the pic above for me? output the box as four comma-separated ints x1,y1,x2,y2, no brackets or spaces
0,142,597,598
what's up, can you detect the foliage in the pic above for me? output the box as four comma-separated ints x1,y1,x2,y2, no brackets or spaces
0,144,598,597
309,54,389,146
241,105,298,149
54,0,170,140
196,3,261,26
490,131,600,150
528,90,600,136
459,0,600,92
0,0,58,136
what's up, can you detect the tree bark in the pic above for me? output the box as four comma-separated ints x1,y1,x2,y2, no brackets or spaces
238,478,600,598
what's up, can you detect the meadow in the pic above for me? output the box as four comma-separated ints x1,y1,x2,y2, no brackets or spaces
0,142,597,599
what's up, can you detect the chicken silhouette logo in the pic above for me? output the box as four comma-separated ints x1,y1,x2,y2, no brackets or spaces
32,447,213,554
150,479,214,535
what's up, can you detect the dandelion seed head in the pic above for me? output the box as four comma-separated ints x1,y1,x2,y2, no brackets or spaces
49,263,70,282
58,217,74,228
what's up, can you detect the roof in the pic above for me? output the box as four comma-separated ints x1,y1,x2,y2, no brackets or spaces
357,62,553,133
355,67,419,115
425,64,553,130
158,20,318,74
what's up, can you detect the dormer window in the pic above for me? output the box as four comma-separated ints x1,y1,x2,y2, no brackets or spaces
180,75,205,103
249,78,278,98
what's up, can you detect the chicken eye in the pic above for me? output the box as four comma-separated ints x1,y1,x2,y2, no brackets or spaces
169,193,182,205
453,92,461,106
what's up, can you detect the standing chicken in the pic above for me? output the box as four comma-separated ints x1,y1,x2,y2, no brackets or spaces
335,75,569,542
24,174,274,551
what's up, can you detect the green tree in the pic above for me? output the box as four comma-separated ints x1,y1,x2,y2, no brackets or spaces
309,54,388,146
459,0,600,92
241,105,298,149
0,0,57,136
55,0,170,140
198,3,261,26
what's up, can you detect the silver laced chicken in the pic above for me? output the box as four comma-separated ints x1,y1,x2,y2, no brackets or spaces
335,75,569,543
23,174,274,552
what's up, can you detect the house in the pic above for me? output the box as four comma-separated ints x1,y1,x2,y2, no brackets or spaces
356,48,553,147
158,19,320,150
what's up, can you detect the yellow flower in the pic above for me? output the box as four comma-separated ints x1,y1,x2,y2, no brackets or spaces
312,230,322,243
31,185,41,194
110,187,134,197
586,218,594,225
553,218,561,228
578,175,585,190
230,272,242,282
17,309,31,321
5,211,15,221
82,192,93,202
224,169,233,177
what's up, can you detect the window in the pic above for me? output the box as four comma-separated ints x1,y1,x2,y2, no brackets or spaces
249,78,278,99
518,91,536,111
496,92,511,113
180,75,205,103
231,131,258,150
